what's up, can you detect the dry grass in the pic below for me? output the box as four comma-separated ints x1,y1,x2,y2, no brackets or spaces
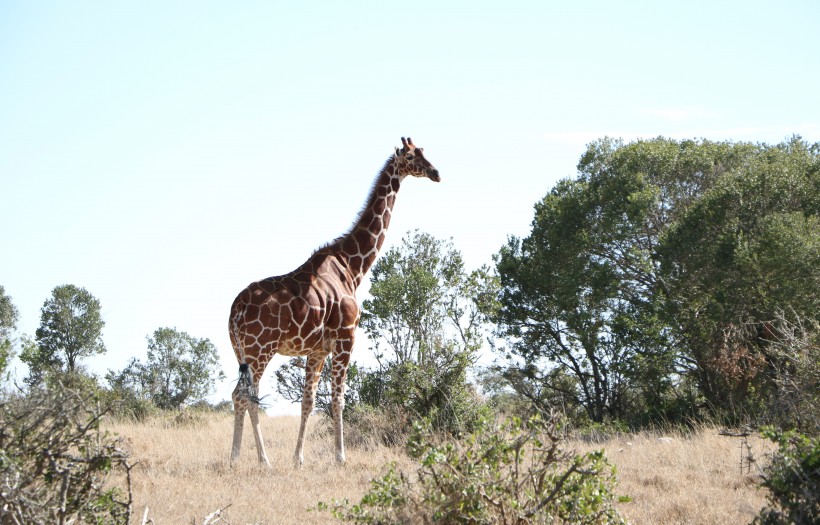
109,413,415,524
109,413,775,524
574,428,776,525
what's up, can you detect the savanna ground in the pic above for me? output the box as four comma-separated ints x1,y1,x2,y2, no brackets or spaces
109,413,776,525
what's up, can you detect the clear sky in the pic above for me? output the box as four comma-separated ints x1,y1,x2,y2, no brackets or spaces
2,1,818,413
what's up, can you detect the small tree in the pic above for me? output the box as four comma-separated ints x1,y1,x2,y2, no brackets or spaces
108,327,225,410
22,285,105,381
358,231,497,435
0,285,19,380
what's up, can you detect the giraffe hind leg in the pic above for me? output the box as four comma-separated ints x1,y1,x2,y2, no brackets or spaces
230,366,248,465
294,355,325,468
231,363,271,467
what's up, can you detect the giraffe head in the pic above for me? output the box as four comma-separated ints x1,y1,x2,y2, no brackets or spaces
395,137,440,182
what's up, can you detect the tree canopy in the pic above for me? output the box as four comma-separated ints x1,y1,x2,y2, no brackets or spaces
107,327,225,410
357,230,497,433
21,284,105,381
494,136,820,424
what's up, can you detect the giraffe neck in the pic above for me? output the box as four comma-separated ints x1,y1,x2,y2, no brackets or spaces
332,156,402,287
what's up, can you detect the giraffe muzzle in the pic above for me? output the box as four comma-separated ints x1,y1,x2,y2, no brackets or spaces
427,168,441,182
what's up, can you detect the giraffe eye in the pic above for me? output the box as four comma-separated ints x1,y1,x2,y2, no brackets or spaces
405,154,415,161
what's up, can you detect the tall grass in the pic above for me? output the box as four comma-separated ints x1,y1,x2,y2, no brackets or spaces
108,413,775,524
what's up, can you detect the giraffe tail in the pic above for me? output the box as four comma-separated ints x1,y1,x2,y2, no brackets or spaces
237,363,265,407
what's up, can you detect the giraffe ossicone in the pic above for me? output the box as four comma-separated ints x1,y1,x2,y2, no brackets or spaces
229,137,439,467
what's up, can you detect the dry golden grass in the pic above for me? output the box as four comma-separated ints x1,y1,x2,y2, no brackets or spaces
109,413,415,525
109,413,775,525
575,428,776,525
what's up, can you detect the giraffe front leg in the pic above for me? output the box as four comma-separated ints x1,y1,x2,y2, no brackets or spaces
294,355,325,468
331,341,353,464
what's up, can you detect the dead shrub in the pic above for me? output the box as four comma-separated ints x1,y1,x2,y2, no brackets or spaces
0,386,133,524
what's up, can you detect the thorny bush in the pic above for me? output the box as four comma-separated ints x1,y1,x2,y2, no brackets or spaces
0,385,133,524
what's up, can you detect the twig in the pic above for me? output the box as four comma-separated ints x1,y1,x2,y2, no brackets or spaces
140,506,153,525
201,504,232,525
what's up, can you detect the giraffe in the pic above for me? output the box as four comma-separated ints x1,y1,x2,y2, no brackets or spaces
229,137,440,467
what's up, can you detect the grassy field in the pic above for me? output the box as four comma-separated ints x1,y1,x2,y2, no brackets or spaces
109,413,775,524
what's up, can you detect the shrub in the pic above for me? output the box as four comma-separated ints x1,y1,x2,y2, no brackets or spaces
321,415,627,524
754,428,820,525
0,386,132,524
342,404,414,450
762,313,820,433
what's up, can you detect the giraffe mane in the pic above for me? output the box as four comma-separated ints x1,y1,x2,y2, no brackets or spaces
314,153,398,255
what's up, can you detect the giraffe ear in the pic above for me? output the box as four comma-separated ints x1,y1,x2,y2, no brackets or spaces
395,146,401,155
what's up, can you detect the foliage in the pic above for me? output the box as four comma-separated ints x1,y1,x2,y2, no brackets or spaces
493,136,820,426
0,286,19,380
659,137,820,414
320,415,627,524
754,428,820,525
106,327,225,410
0,385,132,524
357,230,497,436
21,284,106,382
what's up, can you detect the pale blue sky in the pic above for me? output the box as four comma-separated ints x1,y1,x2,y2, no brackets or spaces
2,1,818,412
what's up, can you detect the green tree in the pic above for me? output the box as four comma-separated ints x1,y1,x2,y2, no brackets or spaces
108,327,225,410
494,137,768,423
21,285,105,381
358,230,497,434
0,285,20,379
494,136,820,425
658,136,820,415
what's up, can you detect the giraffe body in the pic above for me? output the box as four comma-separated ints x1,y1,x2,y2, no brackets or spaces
229,138,439,467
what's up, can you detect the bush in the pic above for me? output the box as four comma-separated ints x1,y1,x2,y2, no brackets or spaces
754,428,820,525
0,386,132,524
376,357,490,437
762,313,820,433
321,415,627,524
343,404,414,450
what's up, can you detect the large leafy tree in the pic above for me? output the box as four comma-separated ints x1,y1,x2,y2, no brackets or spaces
496,138,817,421
0,285,20,378
21,285,105,379
108,327,225,410
658,137,820,413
